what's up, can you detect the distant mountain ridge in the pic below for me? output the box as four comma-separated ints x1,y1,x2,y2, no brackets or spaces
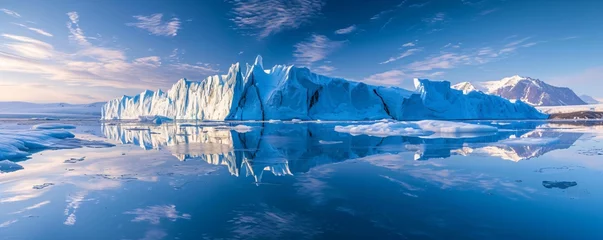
579,95,600,104
452,75,587,106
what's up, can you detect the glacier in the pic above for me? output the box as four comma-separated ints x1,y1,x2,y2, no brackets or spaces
102,56,547,121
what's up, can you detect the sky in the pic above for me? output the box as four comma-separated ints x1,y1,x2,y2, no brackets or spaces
1,0,602,103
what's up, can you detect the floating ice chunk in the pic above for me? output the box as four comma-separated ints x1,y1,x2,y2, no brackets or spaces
334,120,498,137
215,125,253,133
268,119,281,123
32,183,54,190
291,119,302,123
542,181,577,189
64,157,86,164
0,160,23,173
0,129,75,160
32,123,76,130
318,140,343,145
232,125,253,133
30,117,59,120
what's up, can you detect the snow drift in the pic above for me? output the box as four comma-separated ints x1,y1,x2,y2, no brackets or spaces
102,56,547,121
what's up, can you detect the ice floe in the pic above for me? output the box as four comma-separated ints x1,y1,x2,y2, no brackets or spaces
32,123,76,130
334,120,498,137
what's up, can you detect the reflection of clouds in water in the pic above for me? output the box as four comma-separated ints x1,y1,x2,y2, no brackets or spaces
139,229,168,240
124,205,191,225
0,177,51,203
228,204,320,240
361,153,536,198
64,191,87,226
294,165,336,204
11,200,50,214
0,219,18,228
381,175,422,198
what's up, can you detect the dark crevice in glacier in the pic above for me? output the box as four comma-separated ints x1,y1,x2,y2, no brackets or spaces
373,89,393,119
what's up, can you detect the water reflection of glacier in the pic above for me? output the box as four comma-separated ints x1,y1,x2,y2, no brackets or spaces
102,122,583,181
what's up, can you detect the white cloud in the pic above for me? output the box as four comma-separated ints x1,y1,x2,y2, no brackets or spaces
1,8,20,18
228,0,324,39
13,23,53,37
380,48,421,64
238,51,244,55
170,62,220,73
380,17,394,31
498,37,539,55
127,13,181,37
402,42,415,47
293,34,346,66
423,12,445,23
480,8,499,16
2,34,54,59
314,65,336,74
371,9,393,20
561,36,580,41
133,56,162,68
334,25,357,35
505,37,531,47
363,70,410,86
67,12,89,46
406,53,472,71
0,13,222,101
409,1,430,8
443,42,461,48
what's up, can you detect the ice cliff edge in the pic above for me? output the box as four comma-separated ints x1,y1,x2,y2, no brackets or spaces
102,55,547,121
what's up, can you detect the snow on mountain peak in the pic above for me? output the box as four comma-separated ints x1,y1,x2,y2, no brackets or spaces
460,75,586,106
451,81,479,94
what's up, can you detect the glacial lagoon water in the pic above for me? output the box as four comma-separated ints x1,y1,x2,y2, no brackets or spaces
1,119,603,239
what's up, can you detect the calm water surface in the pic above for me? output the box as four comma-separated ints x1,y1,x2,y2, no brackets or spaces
1,119,603,239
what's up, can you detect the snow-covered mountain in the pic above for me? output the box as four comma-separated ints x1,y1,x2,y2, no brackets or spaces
0,102,104,117
102,56,546,121
452,75,586,106
579,95,600,104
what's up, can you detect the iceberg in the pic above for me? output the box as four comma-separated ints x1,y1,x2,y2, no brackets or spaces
102,56,547,121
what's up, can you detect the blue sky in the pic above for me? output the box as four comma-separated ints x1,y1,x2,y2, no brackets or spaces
1,0,602,103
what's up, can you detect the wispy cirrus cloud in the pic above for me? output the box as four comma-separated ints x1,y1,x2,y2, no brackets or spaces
293,34,346,66
370,0,407,20
480,8,499,15
133,56,162,68
67,12,89,46
363,70,409,85
499,36,533,54
380,48,421,64
228,0,324,39
0,12,221,102
12,23,53,37
409,1,430,8
402,42,416,47
2,34,54,59
127,13,181,37
1,8,21,18
365,37,541,87
423,12,446,23
334,25,357,35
